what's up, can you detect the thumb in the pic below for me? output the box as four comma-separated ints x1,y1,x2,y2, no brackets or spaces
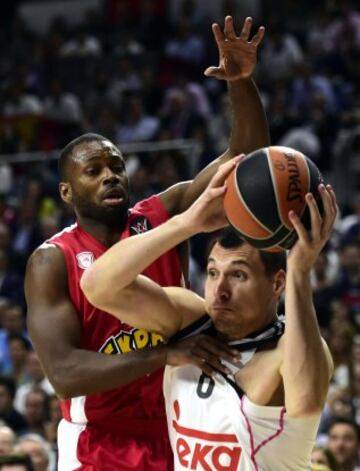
204,66,225,79
207,185,227,200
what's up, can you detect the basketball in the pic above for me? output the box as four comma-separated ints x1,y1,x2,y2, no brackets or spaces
223,146,324,251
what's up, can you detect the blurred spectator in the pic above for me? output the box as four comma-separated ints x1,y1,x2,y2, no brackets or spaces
0,166,13,197
43,80,83,127
0,376,27,435
327,417,360,471
22,391,49,438
0,454,34,471
44,395,60,447
14,352,53,415
160,88,206,139
0,427,16,457
59,26,101,58
116,96,160,143
0,251,25,308
5,335,31,388
0,304,27,375
258,17,304,81
15,434,51,471
164,15,205,68
311,445,338,471
339,193,360,246
337,242,360,323
328,323,355,389
11,202,41,273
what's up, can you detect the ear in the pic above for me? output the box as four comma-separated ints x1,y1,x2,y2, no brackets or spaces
59,182,72,204
273,270,286,298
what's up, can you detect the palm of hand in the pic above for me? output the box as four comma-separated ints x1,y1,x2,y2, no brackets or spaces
220,42,258,79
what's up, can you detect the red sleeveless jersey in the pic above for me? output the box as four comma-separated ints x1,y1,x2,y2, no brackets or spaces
47,195,182,426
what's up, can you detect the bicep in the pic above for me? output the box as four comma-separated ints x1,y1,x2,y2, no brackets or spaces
25,247,83,384
88,275,204,339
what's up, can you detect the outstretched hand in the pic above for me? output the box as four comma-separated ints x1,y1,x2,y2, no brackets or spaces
204,16,265,81
287,184,338,273
182,155,244,234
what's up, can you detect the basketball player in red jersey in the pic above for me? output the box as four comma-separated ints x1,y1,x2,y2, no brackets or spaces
25,17,268,471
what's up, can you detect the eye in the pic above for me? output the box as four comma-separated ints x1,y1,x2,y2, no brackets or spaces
112,164,125,174
85,167,100,176
234,271,247,281
207,268,217,278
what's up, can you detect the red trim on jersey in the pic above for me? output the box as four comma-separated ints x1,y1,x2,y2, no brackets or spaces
240,396,286,470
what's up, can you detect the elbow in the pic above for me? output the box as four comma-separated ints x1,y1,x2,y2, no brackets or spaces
80,267,104,309
49,363,82,400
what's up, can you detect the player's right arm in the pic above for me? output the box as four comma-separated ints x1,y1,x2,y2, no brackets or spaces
25,245,173,398
26,245,234,398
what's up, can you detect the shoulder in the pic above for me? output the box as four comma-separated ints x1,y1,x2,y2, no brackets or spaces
131,195,171,226
26,244,67,286
27,243,65,270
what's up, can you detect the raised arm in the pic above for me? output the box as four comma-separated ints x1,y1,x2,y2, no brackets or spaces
281,185,337,417
160,16,269,216
81,157,241,335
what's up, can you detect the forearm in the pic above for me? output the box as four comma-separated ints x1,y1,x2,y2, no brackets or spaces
282,268,332,417
52,345,168,398
227,78,270,157
81,214,193,294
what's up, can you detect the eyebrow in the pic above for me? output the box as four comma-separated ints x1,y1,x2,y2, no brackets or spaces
207,257,250,268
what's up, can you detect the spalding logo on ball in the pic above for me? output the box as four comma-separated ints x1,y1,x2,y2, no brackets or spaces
223,146,324,252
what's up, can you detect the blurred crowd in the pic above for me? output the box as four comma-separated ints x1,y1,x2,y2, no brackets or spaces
0,0,360,469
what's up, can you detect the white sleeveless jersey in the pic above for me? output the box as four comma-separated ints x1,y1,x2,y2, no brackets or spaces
164,317,320,471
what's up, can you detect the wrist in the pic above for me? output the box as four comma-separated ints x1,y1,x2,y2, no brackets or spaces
173,212,201,238
286,265,311,284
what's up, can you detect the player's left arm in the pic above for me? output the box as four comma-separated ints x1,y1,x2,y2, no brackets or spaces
159,16,269,216
280,184,338,418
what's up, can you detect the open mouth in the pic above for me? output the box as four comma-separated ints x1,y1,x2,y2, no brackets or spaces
102,188,125,205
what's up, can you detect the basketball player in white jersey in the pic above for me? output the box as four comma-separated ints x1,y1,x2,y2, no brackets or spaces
81,157,337,470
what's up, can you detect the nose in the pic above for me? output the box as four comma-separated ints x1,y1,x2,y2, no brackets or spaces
103,167,120,184
214,275,230,301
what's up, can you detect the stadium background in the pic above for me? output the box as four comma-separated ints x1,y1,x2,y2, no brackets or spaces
0,0,359,468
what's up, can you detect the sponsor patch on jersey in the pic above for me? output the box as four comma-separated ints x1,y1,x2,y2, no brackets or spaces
129,216,152,235
172,401,242,469
76,251,95,270
100,327,164,354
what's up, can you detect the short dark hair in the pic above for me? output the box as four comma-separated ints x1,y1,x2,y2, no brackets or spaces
213,226,287,276
58,133,109,181
328,417,360,442
0,375,16,400
0,454,34,470
7,334,32,352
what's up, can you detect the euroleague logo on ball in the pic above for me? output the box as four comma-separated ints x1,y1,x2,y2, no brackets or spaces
274,160,285,171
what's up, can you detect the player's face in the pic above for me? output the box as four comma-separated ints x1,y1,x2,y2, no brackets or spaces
204,242,284,340
65,139,130,228
328,424,359,466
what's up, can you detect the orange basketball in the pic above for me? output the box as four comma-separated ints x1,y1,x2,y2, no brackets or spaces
223,146,324,251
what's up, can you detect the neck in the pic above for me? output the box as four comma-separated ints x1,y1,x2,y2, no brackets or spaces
78,217,125,248
219,314,279,342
